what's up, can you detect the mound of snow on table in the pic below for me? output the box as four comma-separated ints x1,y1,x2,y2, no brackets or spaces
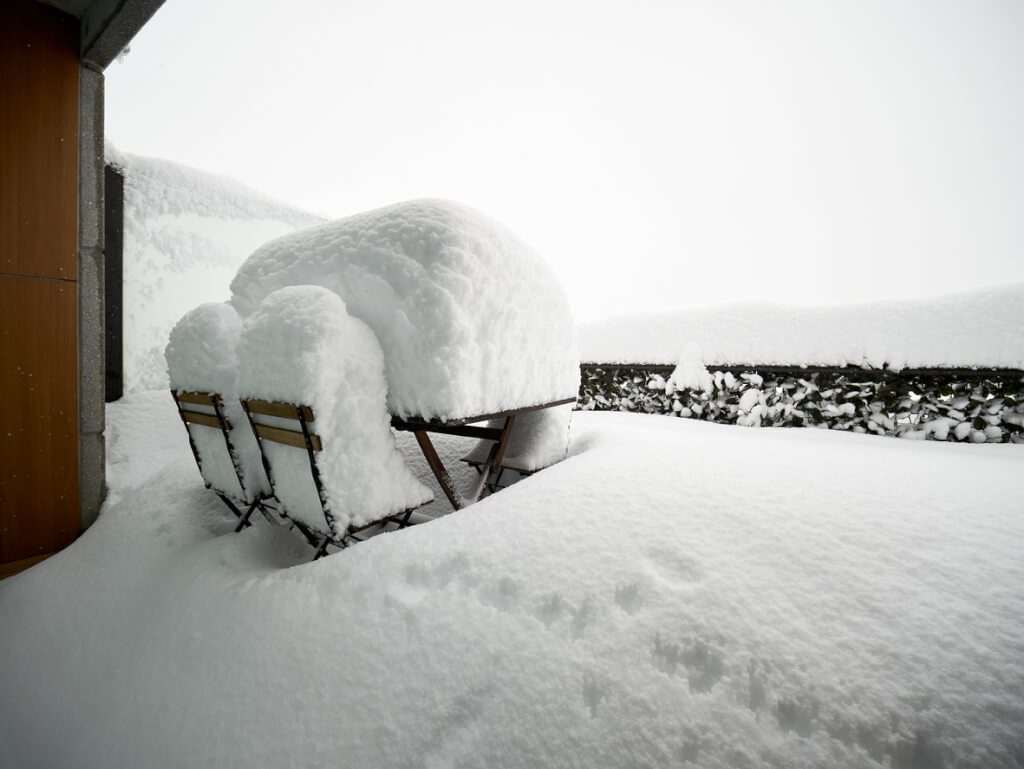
165,302,268,502
580,283,1024,369
237,286,432,536
230,198,580,421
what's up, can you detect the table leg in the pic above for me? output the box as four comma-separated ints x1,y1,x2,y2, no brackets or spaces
479,414,516,501
414,430,465,510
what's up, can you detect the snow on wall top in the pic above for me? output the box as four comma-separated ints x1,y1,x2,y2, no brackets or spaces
230,199,580,421
579,284,1024,370
105,142,324,233
106,142,325,394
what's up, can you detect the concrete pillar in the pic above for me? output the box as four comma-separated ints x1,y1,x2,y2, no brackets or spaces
78,62,106,529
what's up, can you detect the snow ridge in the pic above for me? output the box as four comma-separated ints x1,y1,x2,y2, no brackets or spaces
579,284,1024,370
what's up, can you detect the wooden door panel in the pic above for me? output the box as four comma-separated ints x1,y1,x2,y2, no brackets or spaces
0,275,79,561
0,0,79,281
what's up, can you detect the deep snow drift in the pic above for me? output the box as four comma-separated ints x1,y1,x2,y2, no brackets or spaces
106,143,324,393
1,394,1021,769
230,198,580,420
579,284,1024,369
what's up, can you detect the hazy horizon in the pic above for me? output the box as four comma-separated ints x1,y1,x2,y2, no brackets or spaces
105,0,1024,321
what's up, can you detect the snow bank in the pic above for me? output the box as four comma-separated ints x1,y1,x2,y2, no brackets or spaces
236,286,432,536
106,142,324,393
164,303,267,502
580,284,1024,369
2,405,1023,769
230,199,580,420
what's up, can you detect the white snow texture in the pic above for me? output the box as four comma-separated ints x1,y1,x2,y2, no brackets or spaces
236,286,432,537
230,198,581,421
579,284,1024,369
2,397,1022,769
106,142,324,393
164,302,268,502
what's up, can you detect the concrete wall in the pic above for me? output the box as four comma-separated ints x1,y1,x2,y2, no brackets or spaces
79,62,106,529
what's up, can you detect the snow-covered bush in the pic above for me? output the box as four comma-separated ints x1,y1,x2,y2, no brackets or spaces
164,302,269,500
579,365,1024,444
236,286,432,538
230,199,580,421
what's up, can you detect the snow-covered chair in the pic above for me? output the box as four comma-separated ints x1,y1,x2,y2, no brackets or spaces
165,303,271,529
237,285,433,556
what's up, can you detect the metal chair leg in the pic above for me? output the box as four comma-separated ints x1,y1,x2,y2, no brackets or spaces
234,498,262,532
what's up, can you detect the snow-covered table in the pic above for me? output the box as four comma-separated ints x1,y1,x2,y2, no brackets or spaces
228,199,581,520
164,200,581,549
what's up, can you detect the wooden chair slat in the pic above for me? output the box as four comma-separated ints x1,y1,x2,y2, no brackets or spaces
254,422,322,452
182,410,231,431
176,390,222,407
244,399,315,422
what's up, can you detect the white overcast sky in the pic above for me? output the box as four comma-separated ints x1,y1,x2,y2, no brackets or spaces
105,0,1024,321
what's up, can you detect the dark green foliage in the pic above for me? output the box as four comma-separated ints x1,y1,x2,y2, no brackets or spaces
578,365,1024,444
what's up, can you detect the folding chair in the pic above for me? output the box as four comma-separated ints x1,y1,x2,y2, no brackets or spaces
171,390,274,531
241,398,421,559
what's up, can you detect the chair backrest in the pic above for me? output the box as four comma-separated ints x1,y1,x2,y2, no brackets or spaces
241,398,336,539
172,390,250,501
166,302,269,504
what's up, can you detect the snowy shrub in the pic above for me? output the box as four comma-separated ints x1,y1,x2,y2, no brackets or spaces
578,365,1024,444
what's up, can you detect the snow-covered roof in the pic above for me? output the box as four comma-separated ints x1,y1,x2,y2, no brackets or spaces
579,284,1024,370
230,199,580,420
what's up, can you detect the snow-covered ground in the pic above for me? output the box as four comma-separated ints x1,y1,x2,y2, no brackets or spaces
1,392,1022,769
579,284,1024,370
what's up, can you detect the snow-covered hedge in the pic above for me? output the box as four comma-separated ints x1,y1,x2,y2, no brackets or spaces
578,365,1024,443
